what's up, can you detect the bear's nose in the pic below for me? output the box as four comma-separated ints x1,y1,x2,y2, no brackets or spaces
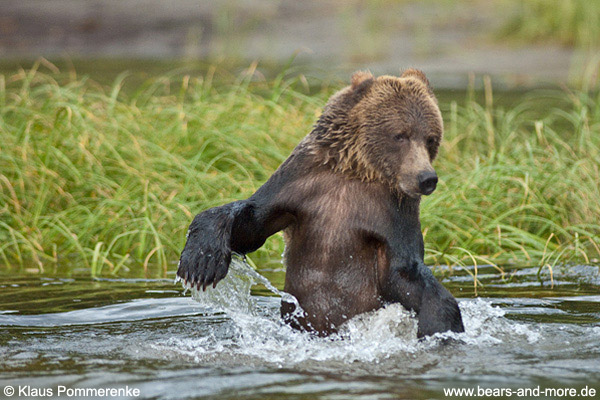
418,171,438,195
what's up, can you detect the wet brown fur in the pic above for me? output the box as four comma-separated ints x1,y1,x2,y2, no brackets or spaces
178,70,465,337
303,69,443,196
273,70,447,332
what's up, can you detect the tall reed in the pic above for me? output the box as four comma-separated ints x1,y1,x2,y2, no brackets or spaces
0,63,598,278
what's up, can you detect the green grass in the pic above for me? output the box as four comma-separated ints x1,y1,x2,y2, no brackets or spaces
495,0,600,89
498,0,600,50
0,62,599,280
423,83,600,281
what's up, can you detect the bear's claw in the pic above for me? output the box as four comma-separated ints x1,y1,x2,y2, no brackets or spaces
177,208,234,291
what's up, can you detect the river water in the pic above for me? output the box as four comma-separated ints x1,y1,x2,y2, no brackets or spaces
1,260,599,399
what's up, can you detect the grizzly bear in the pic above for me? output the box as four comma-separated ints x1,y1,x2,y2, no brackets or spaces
177,69,464,338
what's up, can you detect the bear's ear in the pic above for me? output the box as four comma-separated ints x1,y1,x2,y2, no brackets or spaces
401,68,433,94
351,71,374,90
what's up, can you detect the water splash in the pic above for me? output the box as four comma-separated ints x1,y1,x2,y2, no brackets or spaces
177,256,303,318
167,258,542,365
188,257,259,314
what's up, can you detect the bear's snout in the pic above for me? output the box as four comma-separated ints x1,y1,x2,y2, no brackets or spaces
417,170,438,195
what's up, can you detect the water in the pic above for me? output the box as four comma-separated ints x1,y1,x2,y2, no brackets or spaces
1,261,599,399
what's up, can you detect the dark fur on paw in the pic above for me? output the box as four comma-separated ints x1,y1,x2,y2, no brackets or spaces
177,207,234,290
417,293,464,338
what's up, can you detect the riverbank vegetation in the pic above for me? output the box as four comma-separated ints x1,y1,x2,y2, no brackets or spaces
0,62,598,280
499,0,600,50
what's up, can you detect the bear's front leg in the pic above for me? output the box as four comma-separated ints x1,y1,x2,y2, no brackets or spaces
177,202,240,290
178,193,295,290
381,260,464,338
414,275,464,338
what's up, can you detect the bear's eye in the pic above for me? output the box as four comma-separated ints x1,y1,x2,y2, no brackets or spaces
427,137,437,147
393,133,407,143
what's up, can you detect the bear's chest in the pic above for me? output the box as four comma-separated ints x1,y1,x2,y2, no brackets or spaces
281,180,398,260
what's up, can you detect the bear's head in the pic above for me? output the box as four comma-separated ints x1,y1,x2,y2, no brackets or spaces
312,69,443,198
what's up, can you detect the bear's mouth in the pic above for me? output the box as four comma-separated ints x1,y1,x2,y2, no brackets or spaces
404,190,422,199
397,183,421,199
